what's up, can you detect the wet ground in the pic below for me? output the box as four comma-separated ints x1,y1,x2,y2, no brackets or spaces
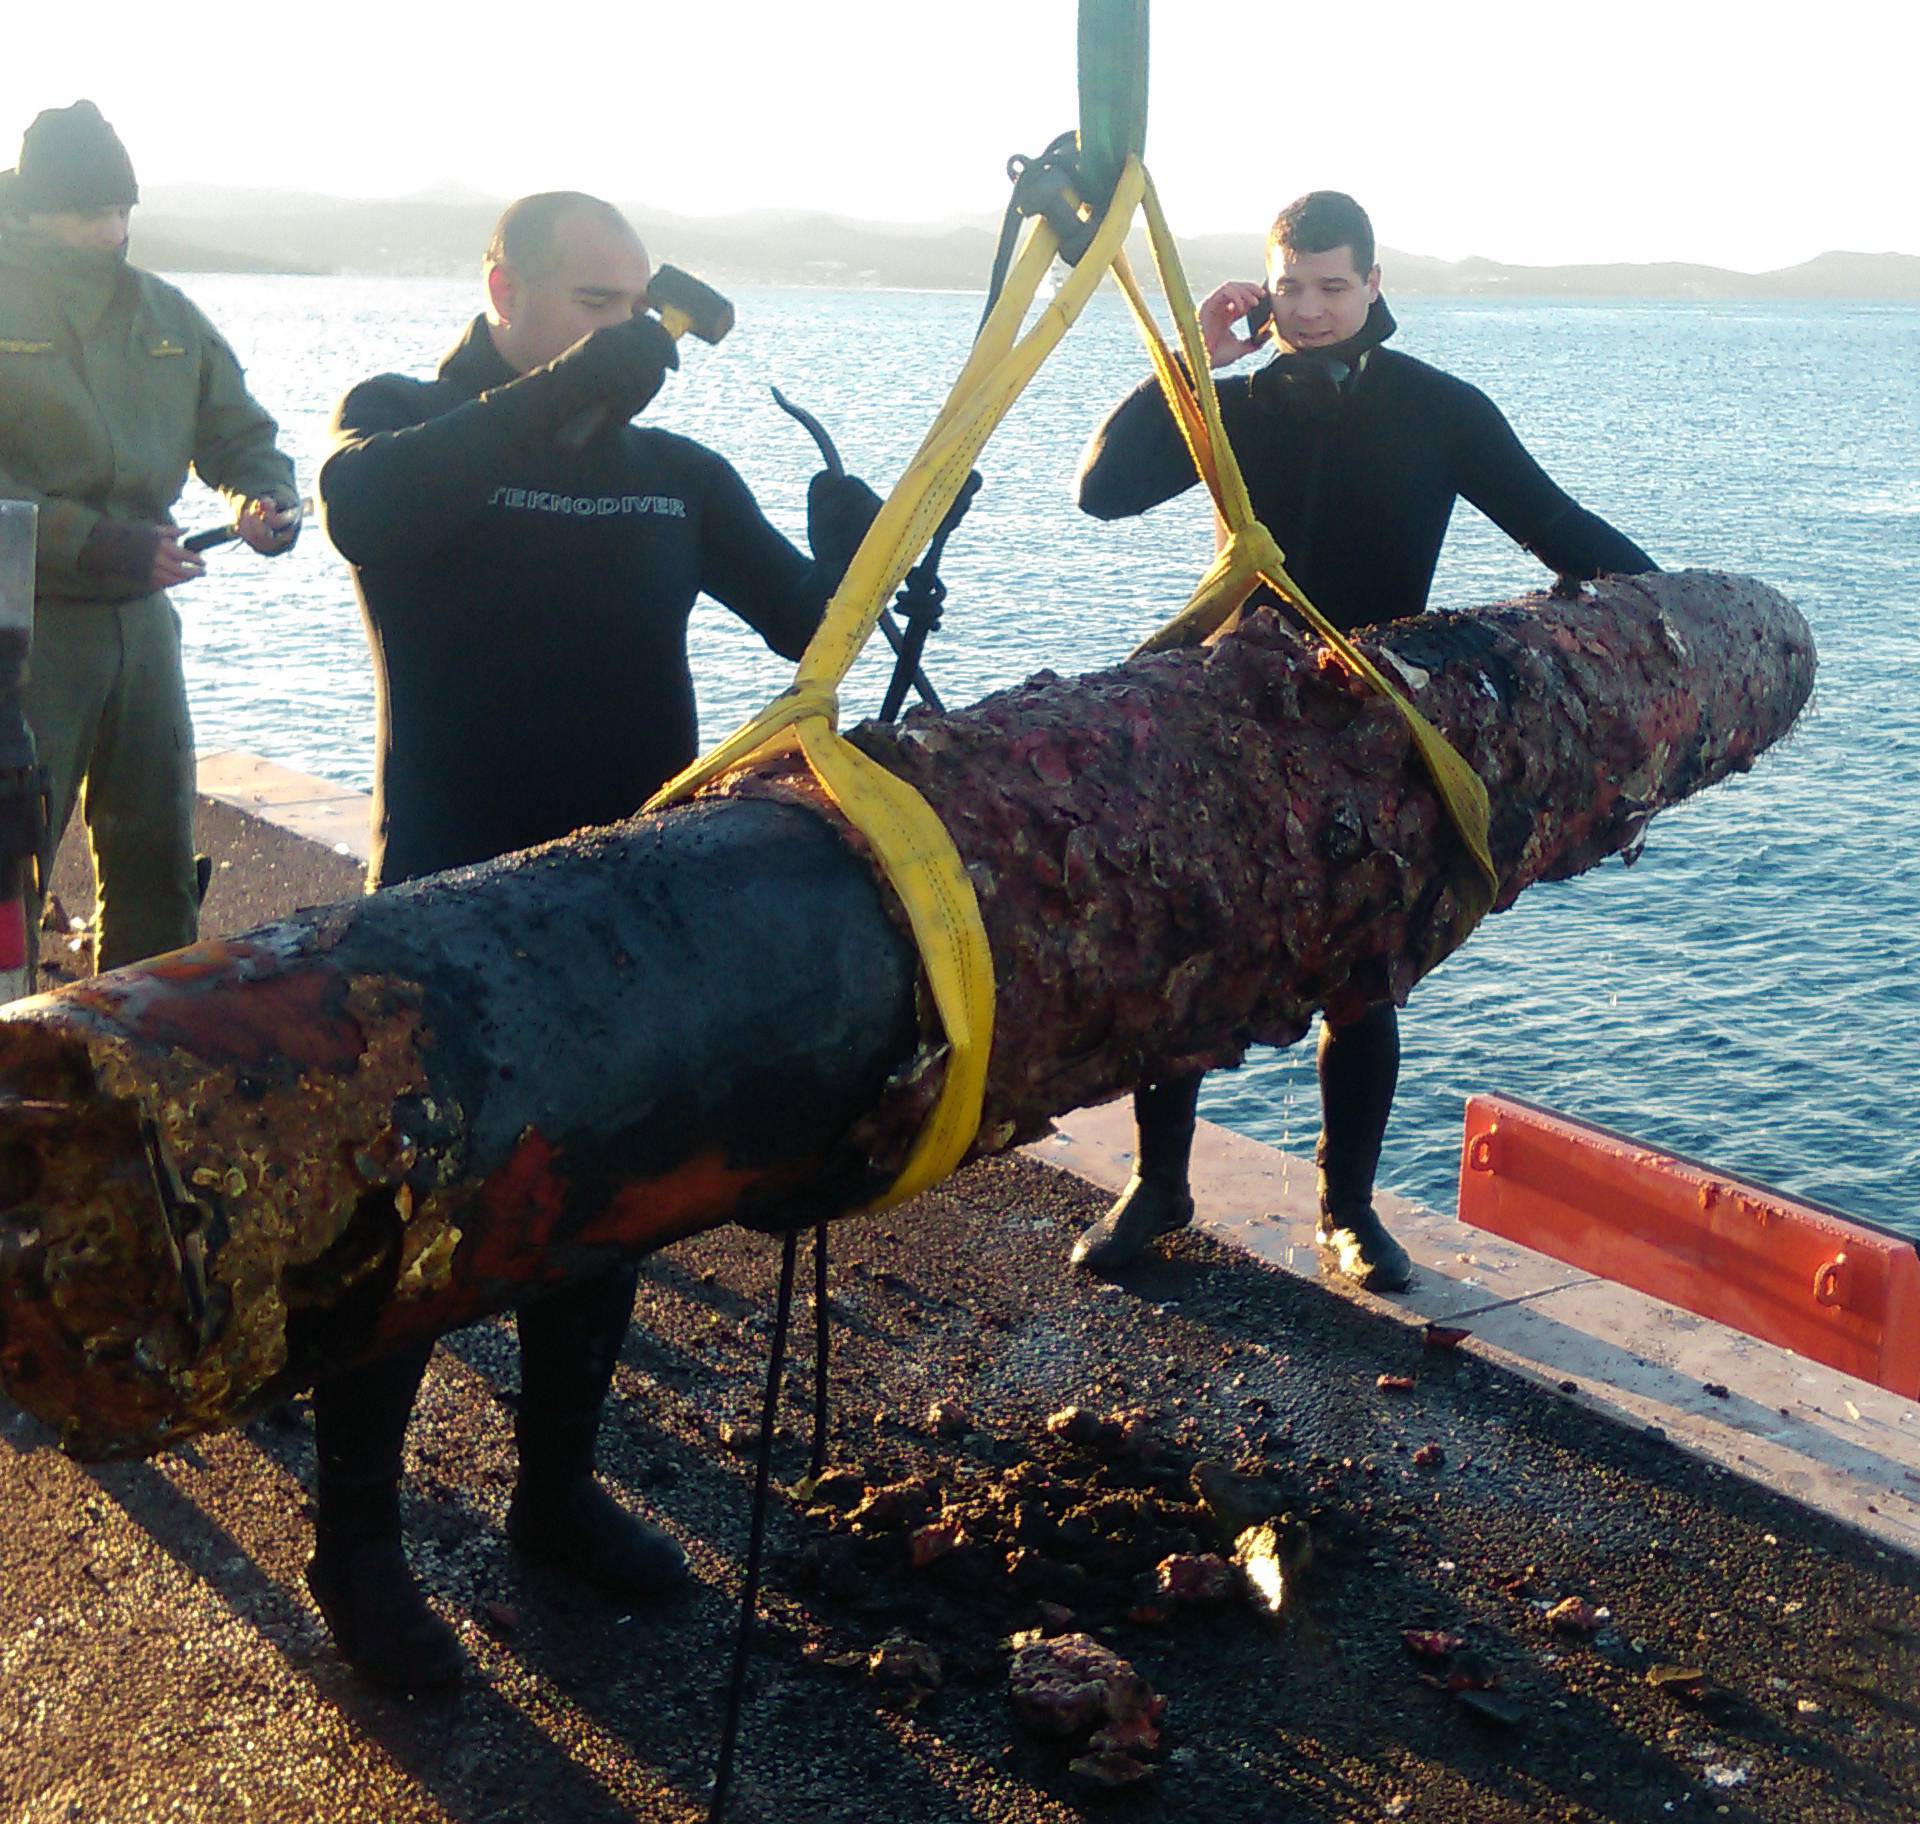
5,811,1918,1823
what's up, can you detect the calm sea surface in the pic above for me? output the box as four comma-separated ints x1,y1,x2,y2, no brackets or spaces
165,275,1919,1237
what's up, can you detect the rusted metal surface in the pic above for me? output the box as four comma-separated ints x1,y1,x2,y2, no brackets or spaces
829,570,1815,1150
0,807,922,1455
0,571,1813,1456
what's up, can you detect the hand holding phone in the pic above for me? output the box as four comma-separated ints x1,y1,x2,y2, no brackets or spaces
1198,281,1273,368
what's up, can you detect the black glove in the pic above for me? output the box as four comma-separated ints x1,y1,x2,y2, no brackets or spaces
806,471,883,577
524,313,680,433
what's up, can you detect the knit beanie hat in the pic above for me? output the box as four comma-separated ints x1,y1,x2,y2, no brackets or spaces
0,102,139,215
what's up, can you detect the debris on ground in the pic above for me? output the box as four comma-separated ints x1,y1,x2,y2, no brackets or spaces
793,1466,867,1508
846,1477,940,1532
1455,1688,1526,1729
1233,1518,1309,1618
926,1398,974,1438
1547,1597,1602,1635
1646,1662,1708,1699
909,1519,966,1569
1192,1459,1288,1541
1009,1629,1165,1788
1045,1405,1159,1463
1397,1622,1527,1730
1130,1553,1236,1623
867,1631,943,1709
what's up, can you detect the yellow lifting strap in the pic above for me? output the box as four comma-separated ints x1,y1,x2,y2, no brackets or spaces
1110,171,1500,917
646,150,1496,1213
647,158,1153,1212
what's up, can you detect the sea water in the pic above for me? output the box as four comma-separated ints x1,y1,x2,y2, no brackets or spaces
163,276,1920,1237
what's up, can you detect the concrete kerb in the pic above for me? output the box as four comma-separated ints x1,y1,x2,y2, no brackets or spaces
1038,1101,1920,1560
195,749,374,866
67,751,1920,1561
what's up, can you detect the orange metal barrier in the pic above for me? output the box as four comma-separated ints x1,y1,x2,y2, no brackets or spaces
1458,1095,1920,1400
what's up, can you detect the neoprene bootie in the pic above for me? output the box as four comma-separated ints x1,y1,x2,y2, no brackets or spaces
1314,1203,1414,1293
1071,1074,1202,1272
304,1537,466,1692
1070,1173,1196,1272
506,1474,689,1598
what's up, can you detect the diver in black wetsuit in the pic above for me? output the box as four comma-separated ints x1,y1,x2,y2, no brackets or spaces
313,191,880,1691
1070,190,1656,1286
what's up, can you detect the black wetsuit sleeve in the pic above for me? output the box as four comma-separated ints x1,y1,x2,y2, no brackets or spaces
695,452,829,661
1449,382,1657,578
320,368,581,568
1076,371,1208,520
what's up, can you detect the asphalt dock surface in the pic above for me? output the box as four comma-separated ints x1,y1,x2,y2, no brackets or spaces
3,808,1916,1823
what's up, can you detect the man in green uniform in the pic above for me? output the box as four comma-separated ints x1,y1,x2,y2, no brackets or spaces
0,101,300,975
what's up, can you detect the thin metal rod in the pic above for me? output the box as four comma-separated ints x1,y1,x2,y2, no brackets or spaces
707,1230,801,1822
810,1222,831,1478
874,609,944,714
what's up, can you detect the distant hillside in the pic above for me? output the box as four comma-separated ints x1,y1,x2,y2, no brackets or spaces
1756,251,1920,298
131,186,1920,300
1373,249,1920,300
131,227,325,277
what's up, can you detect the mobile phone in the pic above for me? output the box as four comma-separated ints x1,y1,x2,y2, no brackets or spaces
1242,293,1273,342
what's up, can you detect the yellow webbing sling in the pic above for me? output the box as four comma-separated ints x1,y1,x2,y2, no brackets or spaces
1109,173,1500,915
648,153,1497,1211
648,161,1150,1211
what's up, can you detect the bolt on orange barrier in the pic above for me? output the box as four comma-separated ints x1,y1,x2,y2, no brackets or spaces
1458,1095,1920,1401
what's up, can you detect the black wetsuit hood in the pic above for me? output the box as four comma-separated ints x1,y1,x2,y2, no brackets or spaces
1251,297,1397,422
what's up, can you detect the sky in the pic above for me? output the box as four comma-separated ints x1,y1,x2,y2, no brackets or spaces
7,1,1917,272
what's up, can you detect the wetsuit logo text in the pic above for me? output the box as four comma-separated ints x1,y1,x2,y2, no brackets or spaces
487,488,688,519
